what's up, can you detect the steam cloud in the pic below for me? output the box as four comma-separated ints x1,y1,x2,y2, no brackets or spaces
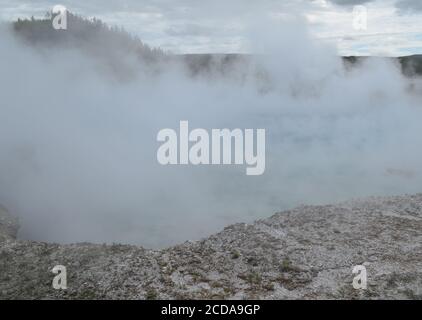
0,17,421,248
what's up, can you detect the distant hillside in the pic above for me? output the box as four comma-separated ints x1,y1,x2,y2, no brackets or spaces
399,55,422,76
343,55,422,77
13,13,165,61
10,14,422,78
174,54,422,83
12,13,166,79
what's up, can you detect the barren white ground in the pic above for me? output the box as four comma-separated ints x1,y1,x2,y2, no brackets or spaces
0,193,421,299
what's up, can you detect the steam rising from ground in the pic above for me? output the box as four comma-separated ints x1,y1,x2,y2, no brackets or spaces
1,18,422,248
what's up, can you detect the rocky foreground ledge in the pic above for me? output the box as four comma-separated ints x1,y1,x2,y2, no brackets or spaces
0,194,421,300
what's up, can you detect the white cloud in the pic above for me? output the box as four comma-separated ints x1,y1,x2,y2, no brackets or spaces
308,0,422,56
396,0,422,13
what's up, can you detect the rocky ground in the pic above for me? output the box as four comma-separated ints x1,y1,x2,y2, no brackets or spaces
0,193,421,300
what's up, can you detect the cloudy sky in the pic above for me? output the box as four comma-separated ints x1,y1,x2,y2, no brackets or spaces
1,0,422,55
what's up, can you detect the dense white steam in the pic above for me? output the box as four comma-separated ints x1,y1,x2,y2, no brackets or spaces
0,18,421,248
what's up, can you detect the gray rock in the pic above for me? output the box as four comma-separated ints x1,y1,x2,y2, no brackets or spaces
0,194,421,300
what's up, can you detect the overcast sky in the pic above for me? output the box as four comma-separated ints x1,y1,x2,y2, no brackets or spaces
1,0,422,55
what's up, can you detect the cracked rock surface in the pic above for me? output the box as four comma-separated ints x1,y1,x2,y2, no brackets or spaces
0,193,421,299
